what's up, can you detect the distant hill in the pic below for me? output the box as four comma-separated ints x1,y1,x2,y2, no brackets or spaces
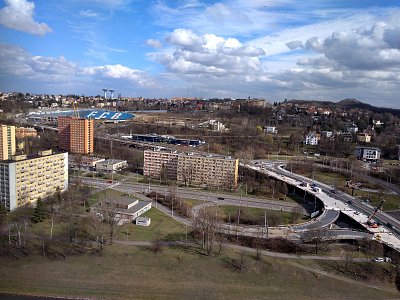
286,98,400,117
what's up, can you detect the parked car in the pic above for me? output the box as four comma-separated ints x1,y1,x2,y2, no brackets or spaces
373,257,385,263
373,257,392,263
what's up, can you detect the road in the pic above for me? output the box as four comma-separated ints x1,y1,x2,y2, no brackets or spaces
251,160,400,250
74,175,375,242
76,176,305,213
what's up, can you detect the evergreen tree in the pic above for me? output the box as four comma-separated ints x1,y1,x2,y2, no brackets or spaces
31,199,46,223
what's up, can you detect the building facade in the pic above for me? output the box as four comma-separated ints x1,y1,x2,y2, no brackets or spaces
143,150,178,180
0,150,68,211
95,159,128,172
0,125,16,161
357,133,372,143
143,150,238,189
58,116,94,154
15,127,38,139
355,146,381,163
304,132,319,145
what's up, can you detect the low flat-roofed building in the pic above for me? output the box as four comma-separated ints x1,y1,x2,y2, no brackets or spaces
95,159,128,172
69,155,105,169
91,197,152,225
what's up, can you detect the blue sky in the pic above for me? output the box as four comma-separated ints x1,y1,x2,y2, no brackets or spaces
0,0,400,108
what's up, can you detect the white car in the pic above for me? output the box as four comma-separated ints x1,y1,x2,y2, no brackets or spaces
373,257,385,263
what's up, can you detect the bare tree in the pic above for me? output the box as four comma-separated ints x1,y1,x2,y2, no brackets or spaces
290,206,302,223
193,208,221,256
96,201,123,245
301,227,330,254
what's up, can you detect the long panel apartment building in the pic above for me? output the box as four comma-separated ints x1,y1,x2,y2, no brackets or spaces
0,124,16,160
58,116,94,154
144,150,238,189
0,149,68,211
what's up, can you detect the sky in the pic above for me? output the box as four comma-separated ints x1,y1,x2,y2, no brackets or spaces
0,0,400,108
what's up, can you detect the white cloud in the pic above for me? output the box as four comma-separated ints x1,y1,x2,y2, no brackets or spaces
0,44,76,79
79,9,100,18
0,0,52,35
166,28,203,50
0,44,153,91
153,30,265,76
146,38,163,49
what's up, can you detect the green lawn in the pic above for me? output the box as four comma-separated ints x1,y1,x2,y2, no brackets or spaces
353,190,400,211
205,205,309,226
116,208,186,241
0,244,396,300
88,189,125,206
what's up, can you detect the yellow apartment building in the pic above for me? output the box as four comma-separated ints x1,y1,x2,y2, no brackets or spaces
0,125,16,160
143,150,238,189
0,149,68,211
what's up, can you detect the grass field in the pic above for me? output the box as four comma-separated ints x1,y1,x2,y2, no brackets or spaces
352,190,400,211
205,205,309,225
0,244,396,300
115,208,186,241
88,189,125,206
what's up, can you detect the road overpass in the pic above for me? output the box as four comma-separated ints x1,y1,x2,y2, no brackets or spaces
249,160,400,251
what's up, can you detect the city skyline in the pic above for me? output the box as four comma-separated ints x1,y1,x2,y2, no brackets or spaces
1,0,400,108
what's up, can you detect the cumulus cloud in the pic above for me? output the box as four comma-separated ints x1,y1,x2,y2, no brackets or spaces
0,44,153,90
81,64,144,80
0,44,76,78
153,29,265,76
305,22,400,70
286,40,304,50
166,28,204,50
146,38,163,49
0,0,52,35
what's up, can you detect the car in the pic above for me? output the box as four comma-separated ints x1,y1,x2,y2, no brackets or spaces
347,200,352,205
373,257,385,263
386,222,393,229
217,197,225,200
330,189,337,194
354,211,360,215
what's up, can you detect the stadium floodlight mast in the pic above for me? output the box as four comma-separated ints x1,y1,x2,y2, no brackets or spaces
109,89,115,100
102,89,108,99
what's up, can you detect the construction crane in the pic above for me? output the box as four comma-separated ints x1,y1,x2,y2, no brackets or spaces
366,199,384,228
72,101,79,118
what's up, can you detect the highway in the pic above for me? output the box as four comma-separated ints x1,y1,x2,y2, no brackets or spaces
74,174,375,242
251,160,400,250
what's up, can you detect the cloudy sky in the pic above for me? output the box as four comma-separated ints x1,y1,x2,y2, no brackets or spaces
0,0,400,108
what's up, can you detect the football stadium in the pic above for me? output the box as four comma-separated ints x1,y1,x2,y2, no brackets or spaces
28,109,135,124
